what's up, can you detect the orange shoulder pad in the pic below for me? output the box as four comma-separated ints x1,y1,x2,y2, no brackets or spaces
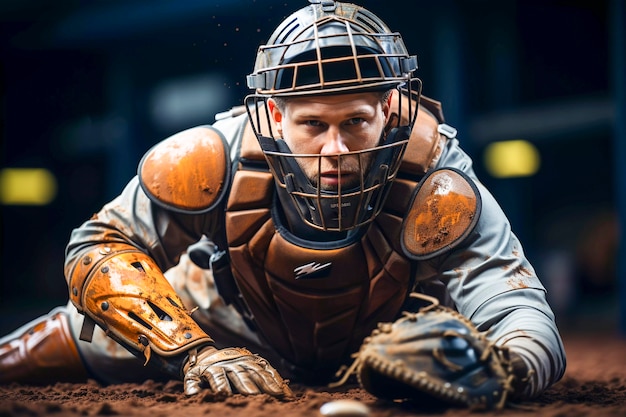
401,168,481,260
138,125,230,213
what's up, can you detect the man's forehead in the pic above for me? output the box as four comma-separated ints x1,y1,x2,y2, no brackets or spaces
284,92,383,114
288,91,382,103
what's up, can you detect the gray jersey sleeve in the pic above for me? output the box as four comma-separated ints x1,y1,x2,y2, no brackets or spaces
425,138,566,398
65,175,215,273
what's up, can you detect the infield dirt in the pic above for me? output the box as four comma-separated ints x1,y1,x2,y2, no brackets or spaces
1,330,625,417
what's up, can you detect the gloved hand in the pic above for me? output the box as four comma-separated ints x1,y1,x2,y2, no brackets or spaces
182,345,293,398
352,293,516,410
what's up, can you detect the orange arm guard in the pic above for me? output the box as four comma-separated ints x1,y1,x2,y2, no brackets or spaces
66,243,214,375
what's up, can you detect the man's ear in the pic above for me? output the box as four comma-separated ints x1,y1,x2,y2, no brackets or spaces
383,90,394,121
267,98,283,134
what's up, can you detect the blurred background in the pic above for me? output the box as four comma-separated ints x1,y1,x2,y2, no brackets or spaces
0,0,623,335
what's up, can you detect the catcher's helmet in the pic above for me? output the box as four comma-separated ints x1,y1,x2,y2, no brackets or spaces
246,0,420,234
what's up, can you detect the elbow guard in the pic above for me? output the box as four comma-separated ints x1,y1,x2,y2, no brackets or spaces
67,243,214,366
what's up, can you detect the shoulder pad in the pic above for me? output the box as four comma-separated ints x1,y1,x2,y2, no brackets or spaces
138,125,231,213
401,168,481,260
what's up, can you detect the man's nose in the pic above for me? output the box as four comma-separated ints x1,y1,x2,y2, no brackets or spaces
320,127,349,154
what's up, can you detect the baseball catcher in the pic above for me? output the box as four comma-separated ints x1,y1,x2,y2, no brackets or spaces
0,0,565,410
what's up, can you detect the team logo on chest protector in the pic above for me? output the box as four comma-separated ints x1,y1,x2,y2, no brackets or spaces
294,261,332,279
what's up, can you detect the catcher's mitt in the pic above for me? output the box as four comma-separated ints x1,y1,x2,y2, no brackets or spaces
337,293,516,410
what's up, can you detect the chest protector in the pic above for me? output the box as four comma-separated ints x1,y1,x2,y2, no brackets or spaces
223,96,473,377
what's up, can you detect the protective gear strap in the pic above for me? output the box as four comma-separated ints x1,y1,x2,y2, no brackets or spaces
401,168,482,260
138,125,231,214
67,243,214,361
241,106,270,161
389,91,447,176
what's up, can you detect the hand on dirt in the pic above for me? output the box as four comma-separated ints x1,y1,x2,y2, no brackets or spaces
183,346,293,398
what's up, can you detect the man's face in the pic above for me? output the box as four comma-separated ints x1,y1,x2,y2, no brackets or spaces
268,92,391,191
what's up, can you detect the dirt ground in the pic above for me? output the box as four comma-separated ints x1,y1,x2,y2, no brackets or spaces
1,330,625,417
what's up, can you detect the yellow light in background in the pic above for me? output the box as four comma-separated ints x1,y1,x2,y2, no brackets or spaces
484,140,541,178
0,168,58,205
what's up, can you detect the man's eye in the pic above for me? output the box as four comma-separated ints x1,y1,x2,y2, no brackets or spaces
346,118,364,126
305,120,322,127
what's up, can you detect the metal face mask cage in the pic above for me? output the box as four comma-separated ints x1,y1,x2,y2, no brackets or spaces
245,79,422,232
244,0,421,232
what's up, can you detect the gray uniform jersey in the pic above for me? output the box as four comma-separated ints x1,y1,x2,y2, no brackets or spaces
65,112,566,398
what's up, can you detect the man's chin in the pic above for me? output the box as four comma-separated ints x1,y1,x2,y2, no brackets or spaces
318,181,361,192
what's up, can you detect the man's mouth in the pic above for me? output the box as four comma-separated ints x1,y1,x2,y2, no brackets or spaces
319,171,358,189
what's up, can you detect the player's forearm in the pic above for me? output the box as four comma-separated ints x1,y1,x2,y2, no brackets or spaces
65,240,214,377
471,290,567,398
63,177,214,378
